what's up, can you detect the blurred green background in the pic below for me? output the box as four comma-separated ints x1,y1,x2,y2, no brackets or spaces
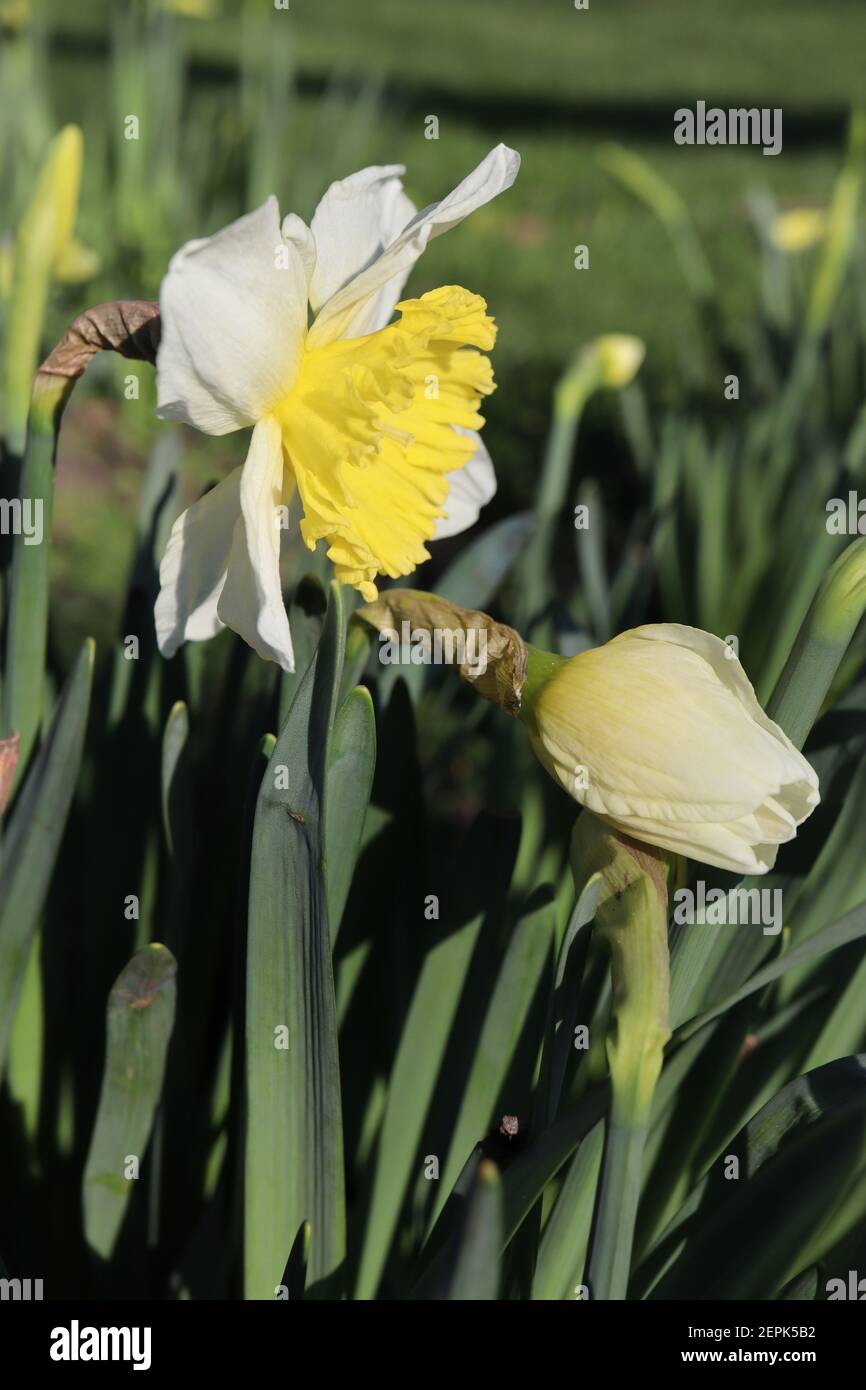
3,0,864,661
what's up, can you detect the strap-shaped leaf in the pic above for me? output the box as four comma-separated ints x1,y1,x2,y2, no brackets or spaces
244,582,346,1299
0,639,93,1072
647,1055,866,1299
446,1161,503,1301
82,943,177,1260
325,685,376,942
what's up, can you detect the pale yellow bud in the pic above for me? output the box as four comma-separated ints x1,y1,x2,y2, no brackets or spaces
0,0,30,32
592,334,646,389
521,624,819,875
554,334,645,421
5,125,87,451
770,208,828,254
19,125,84,272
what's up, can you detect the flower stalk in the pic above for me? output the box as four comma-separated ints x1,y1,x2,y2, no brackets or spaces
519,334,644,625
569,813,672,1301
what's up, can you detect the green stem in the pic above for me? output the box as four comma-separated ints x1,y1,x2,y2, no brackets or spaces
570,816,672,1302
517,644,566,730
587,1089,650,1300
518,369,593,625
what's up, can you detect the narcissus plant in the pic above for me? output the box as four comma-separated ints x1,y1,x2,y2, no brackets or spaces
357,594,820,875
153,145,520,671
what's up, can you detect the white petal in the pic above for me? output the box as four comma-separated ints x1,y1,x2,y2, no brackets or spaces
625,625,820,817
217,416,294,671
597,808,784,877
281,212,318,287
308,144,521,348
154,468,242,658
308,165,416,333
157,197,309,436
433,430,497,540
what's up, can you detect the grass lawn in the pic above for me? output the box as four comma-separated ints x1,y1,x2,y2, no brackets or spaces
37,0,858,381
48,0,866,112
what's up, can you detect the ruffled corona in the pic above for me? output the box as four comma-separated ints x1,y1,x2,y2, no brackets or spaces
278,287,496,600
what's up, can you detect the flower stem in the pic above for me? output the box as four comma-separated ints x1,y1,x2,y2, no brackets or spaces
570,815,672,1301
586,1081,651,1300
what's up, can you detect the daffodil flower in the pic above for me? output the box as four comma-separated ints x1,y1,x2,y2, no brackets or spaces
154,145,520,671
521,624,819,875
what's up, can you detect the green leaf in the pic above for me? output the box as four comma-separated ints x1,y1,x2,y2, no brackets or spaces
516,346,610,630
5,939,43,1137
648,1055,866,1299
244,582,346,1300
767,537,866,749
501,1086,609,1245
339,616,373,705
100,431,180,736
804,111,865,337
801,947,866,1073
2,380,65,770
676,898,866,1043
597,142,715,304
160,700,189,857
279,1221,311,1302
536,877,599,1127
575,481,611,640
354,916,484,1299
82,943,177,1260
436,512,533,610
778,1265,823,1301
429,893,555,1230
325,685,376,941
277,574,328,729
355,814,516,1299
783,749,866,950
635,1010,754,1268
446,1161,503,1300
416,1083,609,1297
0,639,93,1073
532,1121,604,1300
